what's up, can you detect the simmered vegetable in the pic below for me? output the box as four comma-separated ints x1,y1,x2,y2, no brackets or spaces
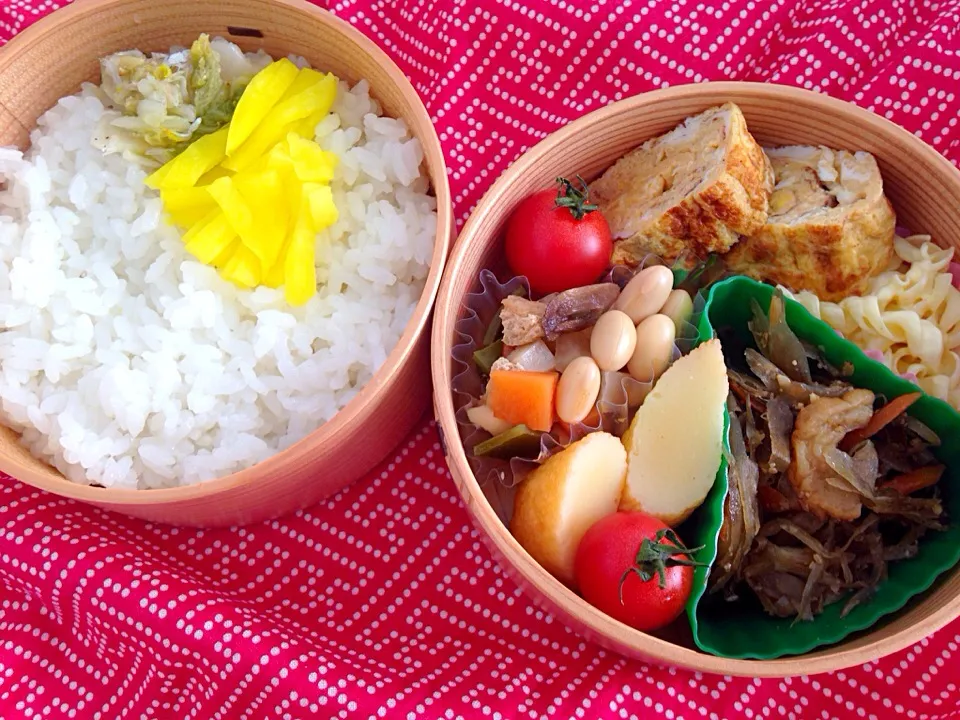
465,405,513,437
472,424,542,459
511,432,628,586
486,369,559,433
620,340,728,526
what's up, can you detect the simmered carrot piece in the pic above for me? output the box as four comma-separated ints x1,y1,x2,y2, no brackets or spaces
758,485,794,514
486,369,558,433
839,392,922,452
882,465,945,495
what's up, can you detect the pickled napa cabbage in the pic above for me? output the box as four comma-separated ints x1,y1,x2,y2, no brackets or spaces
94,34,269,166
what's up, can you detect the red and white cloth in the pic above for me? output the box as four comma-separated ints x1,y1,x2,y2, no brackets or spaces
1,0,959,717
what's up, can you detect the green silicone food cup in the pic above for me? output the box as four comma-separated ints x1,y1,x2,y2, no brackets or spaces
681,275,960,660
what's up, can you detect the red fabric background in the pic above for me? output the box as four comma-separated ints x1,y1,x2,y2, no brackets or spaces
1,0,959,717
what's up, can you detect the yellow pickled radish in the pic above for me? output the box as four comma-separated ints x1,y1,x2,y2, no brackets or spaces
286,134,338,183
295,111,324,139
206,175,261,251
155,63,340,302
221,73,337,172
280,67,326,101
145,159,175,189
180,208,220,246
160,186,216,227
212,238,240,268
196,165,234,187
183,213,236,264
226,58,300,155
284,235,316,305
146,126,229,190
262,253,287,288
283,68,330,138
259,183,298,289
284,189,317,306
234,169,289,269
302,183,338,230
220,244,261,288
265,140,294,170
262,238,289,289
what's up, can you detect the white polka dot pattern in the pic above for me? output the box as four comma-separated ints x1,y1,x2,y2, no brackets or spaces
0,0,959,717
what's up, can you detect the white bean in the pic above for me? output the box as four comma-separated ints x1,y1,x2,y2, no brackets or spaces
660,289,694,332
590,310,637,372
556,356,602,424
613,265,674,324
628,314,676,383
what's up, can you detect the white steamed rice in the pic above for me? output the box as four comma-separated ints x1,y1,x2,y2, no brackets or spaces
0,67,436,489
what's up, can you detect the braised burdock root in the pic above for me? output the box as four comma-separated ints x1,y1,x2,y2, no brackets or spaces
712,291,947,621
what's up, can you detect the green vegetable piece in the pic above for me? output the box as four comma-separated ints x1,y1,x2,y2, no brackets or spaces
472,425,542,459
676,254,726,296
473,340,503,375
482,314,503,347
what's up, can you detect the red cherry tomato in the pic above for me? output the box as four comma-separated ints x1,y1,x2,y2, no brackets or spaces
574,512,705,632
504,177,613,295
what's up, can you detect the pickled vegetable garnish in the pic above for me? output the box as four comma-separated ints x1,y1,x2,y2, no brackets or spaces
148,60,341,306
95,34,259,166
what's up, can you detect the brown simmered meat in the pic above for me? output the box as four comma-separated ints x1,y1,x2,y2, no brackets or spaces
789,388,875,521
500,284,621,346
490,357,522,373
541,283,620,340
500,296,546,346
